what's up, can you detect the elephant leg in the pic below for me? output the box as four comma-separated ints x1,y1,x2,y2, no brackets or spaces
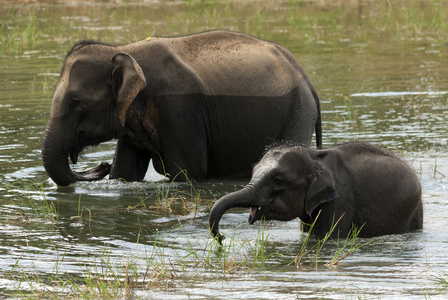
311,204,354,239
154,146,208,182
110,138,151,181
155,114,209,181
409,202,423,231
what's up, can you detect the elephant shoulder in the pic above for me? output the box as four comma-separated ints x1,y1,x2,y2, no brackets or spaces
333,142,418,182
333,141,395,158
132,40,205,95
326,142,409,174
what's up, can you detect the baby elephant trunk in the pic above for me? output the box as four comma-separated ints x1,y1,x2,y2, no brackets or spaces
209,187,255,244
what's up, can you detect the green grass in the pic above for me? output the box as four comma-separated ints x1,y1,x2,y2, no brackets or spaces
2,182,59,224
325,224,369,267
294,211,370,268
30,71,59,91
116,166,202,219
339,94,366,135
431,273,448,289
1,1,447,57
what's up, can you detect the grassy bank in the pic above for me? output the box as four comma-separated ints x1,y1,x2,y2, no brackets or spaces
1,0,447,57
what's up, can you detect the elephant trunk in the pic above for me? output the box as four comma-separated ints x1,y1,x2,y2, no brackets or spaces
209,187,256,244
42,122,111,186
42,125,78,186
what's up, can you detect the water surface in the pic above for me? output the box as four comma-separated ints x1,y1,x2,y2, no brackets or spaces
1,1,448,299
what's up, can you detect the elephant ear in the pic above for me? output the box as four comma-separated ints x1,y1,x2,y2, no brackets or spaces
111,52,147,127
304,164,339,218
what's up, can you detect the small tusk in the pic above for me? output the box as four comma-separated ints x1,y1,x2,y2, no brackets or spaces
258,206,261,210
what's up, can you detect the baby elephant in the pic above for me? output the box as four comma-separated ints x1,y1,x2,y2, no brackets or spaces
209,142,423,243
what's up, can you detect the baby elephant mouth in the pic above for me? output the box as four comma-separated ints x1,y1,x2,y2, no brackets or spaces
249,206,262,224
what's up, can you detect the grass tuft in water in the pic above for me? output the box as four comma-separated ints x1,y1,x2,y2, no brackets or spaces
1,182,59,224
432,273,448,290
339,94,366,135
295,211,370,268
325,224,371,267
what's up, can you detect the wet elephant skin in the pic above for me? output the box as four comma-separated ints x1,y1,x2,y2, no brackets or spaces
42,30,322,186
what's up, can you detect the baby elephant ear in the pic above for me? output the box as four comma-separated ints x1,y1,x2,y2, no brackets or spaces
112,53,147,127
305,165,339,218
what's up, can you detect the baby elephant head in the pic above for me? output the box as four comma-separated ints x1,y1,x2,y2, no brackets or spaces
209,144,338,243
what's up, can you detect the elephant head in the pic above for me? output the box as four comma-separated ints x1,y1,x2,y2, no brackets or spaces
209,144,338,243
42,42,147,186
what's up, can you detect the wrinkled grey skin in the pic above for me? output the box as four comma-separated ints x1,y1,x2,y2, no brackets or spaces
209,142,423,243
42,30,322,186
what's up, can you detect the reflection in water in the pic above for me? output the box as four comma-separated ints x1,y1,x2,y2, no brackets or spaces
1,0,448,298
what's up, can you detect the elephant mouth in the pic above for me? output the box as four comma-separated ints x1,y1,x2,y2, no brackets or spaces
248,206,262,224
70,150,79,164
69,134,95,165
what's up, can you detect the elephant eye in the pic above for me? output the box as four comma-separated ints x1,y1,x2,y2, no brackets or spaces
273,177,286,191
70,98,88,112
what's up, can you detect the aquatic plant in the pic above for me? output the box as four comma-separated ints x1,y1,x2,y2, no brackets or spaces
149,167,201,216
1,182,59,224
294,211,370,268
30,70,59,91
339,94,366,135
325,224,369,267
116,165,203,220
431,273,448,290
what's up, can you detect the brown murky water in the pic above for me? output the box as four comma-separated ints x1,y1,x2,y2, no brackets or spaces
1,1,448,298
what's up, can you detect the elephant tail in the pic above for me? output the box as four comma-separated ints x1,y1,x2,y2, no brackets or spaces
312,87,322,149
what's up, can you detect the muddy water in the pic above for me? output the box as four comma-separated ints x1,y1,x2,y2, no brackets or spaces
1,1,448,299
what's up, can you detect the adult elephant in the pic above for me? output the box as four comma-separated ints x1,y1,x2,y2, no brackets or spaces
209,142,423,244
42,30,322,186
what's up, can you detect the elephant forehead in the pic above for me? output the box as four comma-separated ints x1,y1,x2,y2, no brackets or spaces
50,69,70,118
253,148,293,177
50,57,108,118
